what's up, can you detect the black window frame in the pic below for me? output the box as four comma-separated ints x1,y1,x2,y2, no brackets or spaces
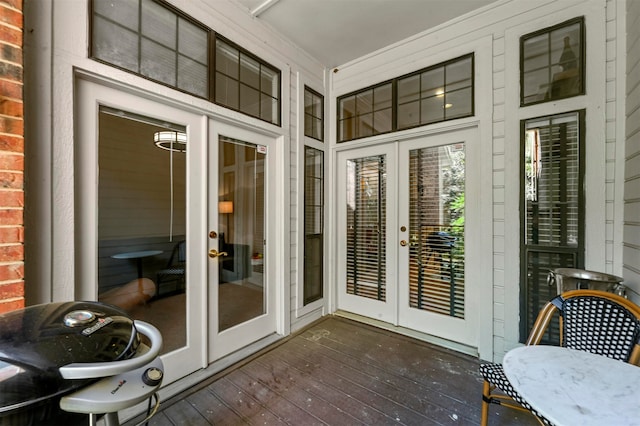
519,109,586,343
212,34,282,126
303,146,325,305
89,0,282,127
337,53,474,143
520,17,585,107
304,86,324,142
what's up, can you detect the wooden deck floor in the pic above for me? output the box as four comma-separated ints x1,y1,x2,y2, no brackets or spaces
130,317,539,425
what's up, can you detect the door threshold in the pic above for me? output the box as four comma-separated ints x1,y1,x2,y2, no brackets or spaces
334,310,478,357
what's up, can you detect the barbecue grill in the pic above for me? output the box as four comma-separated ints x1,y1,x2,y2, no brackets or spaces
0,301,163,425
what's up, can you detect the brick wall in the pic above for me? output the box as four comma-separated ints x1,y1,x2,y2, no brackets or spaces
0,0,24,313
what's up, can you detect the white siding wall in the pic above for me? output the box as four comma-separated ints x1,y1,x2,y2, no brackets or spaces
330,0,621,362
624,0,640,304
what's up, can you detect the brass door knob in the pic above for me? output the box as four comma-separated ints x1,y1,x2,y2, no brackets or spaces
208,249,228,258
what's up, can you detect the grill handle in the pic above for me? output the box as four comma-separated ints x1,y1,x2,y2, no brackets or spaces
59,320,163,380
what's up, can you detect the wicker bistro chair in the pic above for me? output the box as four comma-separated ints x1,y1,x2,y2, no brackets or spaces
479,290,640,426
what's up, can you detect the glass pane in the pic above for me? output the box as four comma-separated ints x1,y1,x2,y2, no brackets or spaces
346,156,387,301
356,90,373,115
240,84,260,117
421,67,444,98
304,90,313,115
240,55,260,89
521,19,583,104
178,17,208,64
260,95,278,123
408,144,465,319
445,57,472,92
218,137,266,331
357,113,373,138
374,84,393,110
523,69,550,104
97,109,187,355
524,249,574,343
141,38,176,85
340,95,356,120
304,147,324,305
397,101,420,129
524,112,580,247
523,33,549,72
340,117,356,142
373,109,392,134
93,0,139,31
215,73,239,109
177,55,208,98
311,117,322,140
445,87,472,119
92,15,139,72
311,94,323,118
141,0,176,49
216,40,239,78
260,67,279,98
420,96,444,124
398,75,420,105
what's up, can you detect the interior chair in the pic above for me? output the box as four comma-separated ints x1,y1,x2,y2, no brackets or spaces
479,289,640,426
156,240,186,297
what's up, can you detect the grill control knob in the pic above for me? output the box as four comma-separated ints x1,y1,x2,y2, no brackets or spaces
142,367,164,386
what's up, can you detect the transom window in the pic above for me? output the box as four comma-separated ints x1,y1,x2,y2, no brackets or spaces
337,54,474,143
339,83,393,142
91,0,281,126
397,55,473,129
304,87,324,141
214,37,280,124
521,17,585,106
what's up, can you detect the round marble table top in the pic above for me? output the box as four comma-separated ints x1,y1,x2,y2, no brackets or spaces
503,345,640,426
111,250,163,259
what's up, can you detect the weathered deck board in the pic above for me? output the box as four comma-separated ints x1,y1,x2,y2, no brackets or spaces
130,317,540,425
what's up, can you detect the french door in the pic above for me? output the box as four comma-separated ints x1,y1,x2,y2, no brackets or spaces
207,121,277,361
336,128,482,347
77,78,280,385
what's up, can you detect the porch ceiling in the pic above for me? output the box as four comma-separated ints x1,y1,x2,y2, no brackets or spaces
232,0,497,68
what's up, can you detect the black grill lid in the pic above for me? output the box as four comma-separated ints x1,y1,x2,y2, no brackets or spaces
0,301,139,413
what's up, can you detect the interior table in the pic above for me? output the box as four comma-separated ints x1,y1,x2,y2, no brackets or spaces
503,345,640,426
112,250,163,279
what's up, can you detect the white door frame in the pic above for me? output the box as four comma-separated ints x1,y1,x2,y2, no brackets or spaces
335,144,398,325
75,77,208,384
397,127,480,347
331,124,492,359
207,120,280,362
75,75,289,384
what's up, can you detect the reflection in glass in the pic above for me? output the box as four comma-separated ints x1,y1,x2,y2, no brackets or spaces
304,147,324,305
337,83,393,142
521,19,583,105
218,137,266,331
522,112,583,337
97,108,187,355
408,144,465,318
345,155,387,301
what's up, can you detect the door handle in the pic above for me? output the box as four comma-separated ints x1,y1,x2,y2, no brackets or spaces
208,249,228,258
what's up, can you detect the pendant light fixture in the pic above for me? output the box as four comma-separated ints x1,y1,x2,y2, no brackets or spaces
154,131,186,242
154,131,187,152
